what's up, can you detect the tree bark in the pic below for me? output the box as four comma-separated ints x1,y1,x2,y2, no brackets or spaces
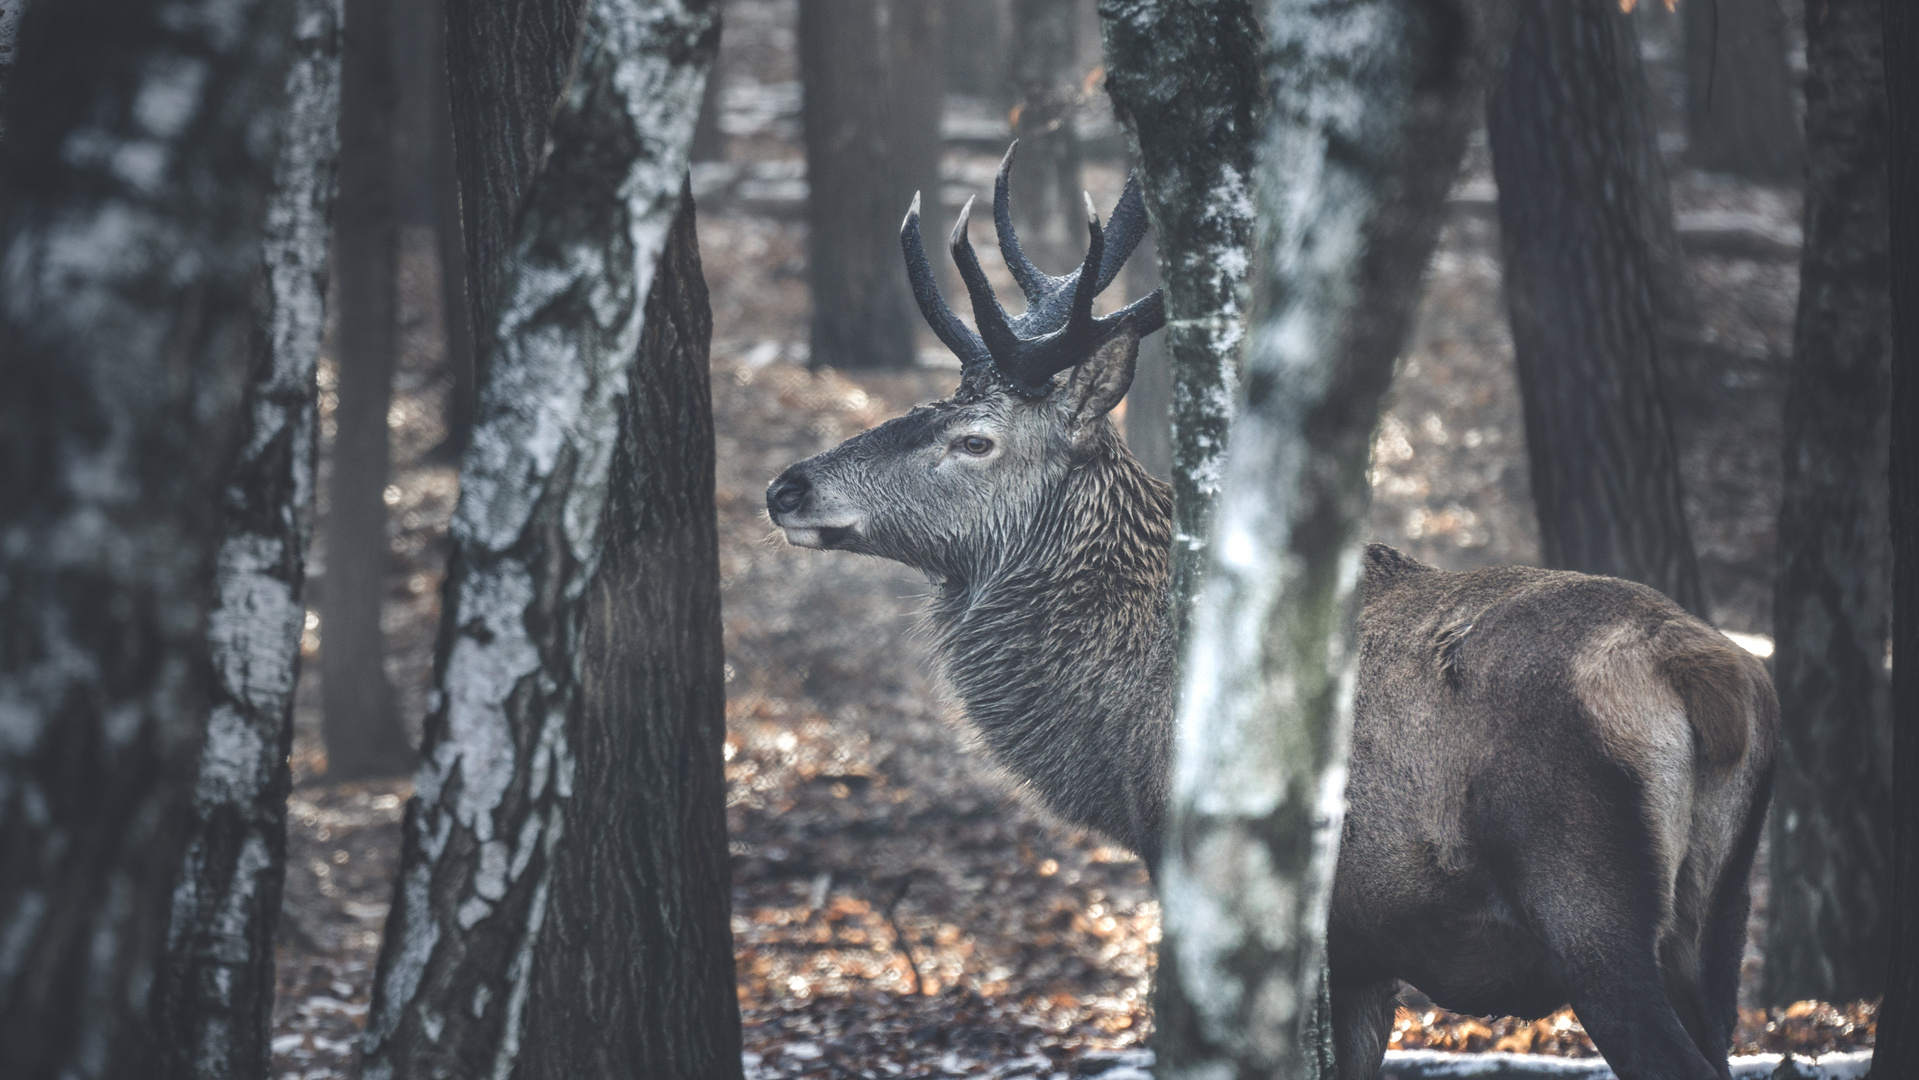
1487,0,1709,619
362,2,734,1076
152,3,340,1075
798,0,919,369
1683,0,1804,182
0,0,292,1075
1099,0,1260,640
1147,2,1511,1077
885,0,943,223
944,0,1009,103
0,0,21,135
1875,1,1919,1070
1763,0,1892,1007
1010,0,1084,274
1123,228,1172,480
322,0,414,779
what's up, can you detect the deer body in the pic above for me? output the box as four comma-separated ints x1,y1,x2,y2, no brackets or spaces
769,148,1775,1080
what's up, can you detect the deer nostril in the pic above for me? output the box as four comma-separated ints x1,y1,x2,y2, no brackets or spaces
768,476,809,515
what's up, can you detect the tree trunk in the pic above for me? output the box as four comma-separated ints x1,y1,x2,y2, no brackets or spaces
1487,0,1709,619
152,3,340,1075
1123,228,1172,481
1099,0,1260,642
362,2,734,1076
1875,2,1919,1070
1683,0,1804,182
0,0,21,133
690,56,725,162
322,0,414,779
0,0,292,1075
885,0,943,222
944,0,1009,103
798,0,920,370
1009,0,1084,274
1763,0,1892,1007
1147,1,1512,1077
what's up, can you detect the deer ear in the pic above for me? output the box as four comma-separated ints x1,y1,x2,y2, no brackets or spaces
1062,324,1139,440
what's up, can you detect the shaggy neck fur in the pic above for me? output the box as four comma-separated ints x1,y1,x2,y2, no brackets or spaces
924,422,1177,865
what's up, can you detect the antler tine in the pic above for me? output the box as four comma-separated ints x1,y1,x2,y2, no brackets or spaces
1095,287,1166,338
948,196,1023,360
993,141,1049,302
1068,192,1106,331
900,192,994,371
1095,174,1151,294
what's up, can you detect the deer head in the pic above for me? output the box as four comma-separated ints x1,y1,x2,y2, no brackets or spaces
766,143,1167,581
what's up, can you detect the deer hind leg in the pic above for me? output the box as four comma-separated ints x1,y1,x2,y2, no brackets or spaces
1671,777,1771,1080
1330,978,1399,1080
1491,761,1721,1080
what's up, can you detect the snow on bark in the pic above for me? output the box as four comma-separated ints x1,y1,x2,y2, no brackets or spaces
1099,0,1260,633
153,1,340,1075
362,1,722,1076
1149,2,1512,1078
0,0,293,1075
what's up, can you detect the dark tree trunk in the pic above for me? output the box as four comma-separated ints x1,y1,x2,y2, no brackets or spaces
362,1,733,1075
690,56,725,162
798,0,917,369
514,194,738,1079
1123,228,1172,480
1684,0,1804,182
0,0,20,132
944,0,1009,103
323,0,414,779
392,0,477,462
152,2,341,1075
1763,0,1892,1007
1487,0,1709,619
1009,0,1084,274
1144,2,1516,1075
886,0,943,223
1876,1,1919,1070
1100,0,1260,636
0,0,292,1076
433,64,477,464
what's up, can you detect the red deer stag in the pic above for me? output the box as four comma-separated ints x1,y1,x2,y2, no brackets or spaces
766,146,1776,1080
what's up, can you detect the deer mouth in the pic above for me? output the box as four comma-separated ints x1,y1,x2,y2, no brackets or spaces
779,522,857,550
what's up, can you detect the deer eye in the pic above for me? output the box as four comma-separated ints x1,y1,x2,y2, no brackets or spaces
958,435,994,456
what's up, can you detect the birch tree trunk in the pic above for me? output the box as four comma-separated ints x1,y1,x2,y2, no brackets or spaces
361,2,736,1076
0,0,293,1075
152,2,340,1074
1763,0,1892,1006
1876,3,1919,1070
1487,0,1709,619
1149,2,1512,1078
1098,0,1260,636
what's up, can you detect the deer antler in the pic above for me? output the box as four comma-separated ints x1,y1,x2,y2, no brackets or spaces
897,141,1165,397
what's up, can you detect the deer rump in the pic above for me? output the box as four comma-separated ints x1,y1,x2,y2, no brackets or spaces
1327,544,1776,1080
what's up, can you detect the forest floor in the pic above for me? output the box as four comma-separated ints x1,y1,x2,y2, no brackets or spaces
266,3,1875,1078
